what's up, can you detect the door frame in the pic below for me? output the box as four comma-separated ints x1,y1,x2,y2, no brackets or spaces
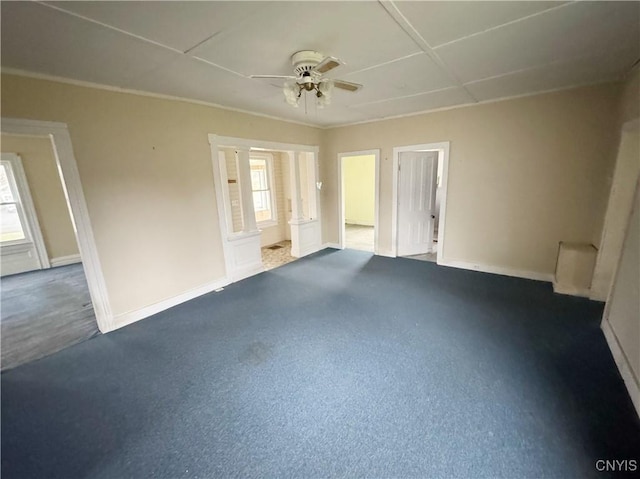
208,135,321,281
1,152,50,272
392,142,450,262
337,149,380,254
1,118,112,332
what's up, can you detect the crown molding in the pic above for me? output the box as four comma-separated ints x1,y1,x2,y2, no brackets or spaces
1,68,320,129
324,78,619,129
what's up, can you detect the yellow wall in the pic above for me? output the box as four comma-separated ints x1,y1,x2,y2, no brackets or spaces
321,83,621,277
343,154,375,226
1,73,321,318
1,133,79,261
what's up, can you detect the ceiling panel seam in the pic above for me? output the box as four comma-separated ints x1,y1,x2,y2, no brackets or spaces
37,1,248,82
350,86,462,108
431,1,576,50
380,1,478,103
462,47,635,86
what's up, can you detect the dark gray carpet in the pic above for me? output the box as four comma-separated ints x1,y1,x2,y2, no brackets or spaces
1,249,638,478
1,263,98,370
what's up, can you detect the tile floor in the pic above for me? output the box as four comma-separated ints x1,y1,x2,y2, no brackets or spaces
345,224,374,252
261,240,297,271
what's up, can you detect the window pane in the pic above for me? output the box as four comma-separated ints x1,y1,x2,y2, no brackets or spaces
250,159,268,191
0,165,16,202
0,204,26,242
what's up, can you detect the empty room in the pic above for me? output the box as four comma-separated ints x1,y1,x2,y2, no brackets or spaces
1,1,639,478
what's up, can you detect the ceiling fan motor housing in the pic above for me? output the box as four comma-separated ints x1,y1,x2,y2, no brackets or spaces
291,50,324,78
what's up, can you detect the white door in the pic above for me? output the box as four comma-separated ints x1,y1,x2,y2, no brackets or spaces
397,151,438,257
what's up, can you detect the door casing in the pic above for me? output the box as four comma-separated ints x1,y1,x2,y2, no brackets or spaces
337,149,380,254
392,142,450,262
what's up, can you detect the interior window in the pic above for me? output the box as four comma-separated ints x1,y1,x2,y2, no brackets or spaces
250,155,276,225
0,162,28,243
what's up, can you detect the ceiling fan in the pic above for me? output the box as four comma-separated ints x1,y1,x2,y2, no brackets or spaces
250,50,362,108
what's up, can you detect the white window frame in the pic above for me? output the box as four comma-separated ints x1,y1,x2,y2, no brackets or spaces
249,152,278,228
0,153,50,267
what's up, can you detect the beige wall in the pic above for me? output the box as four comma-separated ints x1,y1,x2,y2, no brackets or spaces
343,154,375,226
1,73,321,318
321,83,621,277
1,133,79,261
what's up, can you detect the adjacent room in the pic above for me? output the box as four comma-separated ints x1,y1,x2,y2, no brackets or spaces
0,133,98,371
340,152,376,252
1,1,639,478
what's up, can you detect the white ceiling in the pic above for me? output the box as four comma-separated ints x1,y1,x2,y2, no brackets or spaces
2,1,638,128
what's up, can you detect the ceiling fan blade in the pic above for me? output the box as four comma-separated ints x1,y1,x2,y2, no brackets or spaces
250,75,297,79
312,56,343,75
332,80,362,92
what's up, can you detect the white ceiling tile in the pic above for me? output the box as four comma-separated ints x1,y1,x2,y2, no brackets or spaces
351,88,473,119
342,53,456,103
191,2,421,77
126,55,281,108
396,0,564,48
45,1,267,53
1,1,638,127
435,1,640,83
1,1,178,87
466,48,637,101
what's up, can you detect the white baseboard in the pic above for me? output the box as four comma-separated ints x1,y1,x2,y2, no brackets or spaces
376,250,395,258
601,318,640,417
438,258,554,283
552,282,591,298
110,276,231,332
322,242,342,250
589,290,609,302
50,254,82,267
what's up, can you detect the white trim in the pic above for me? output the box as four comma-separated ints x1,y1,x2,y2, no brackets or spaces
337,149,380,254
4,68,617,132
208,135,321,282
601,318,640,417
322,242,342,250
1,118,113,332
0,153,50,269
392,142,450,261
50,254,82,267
111,276,231,331
552,283,591,298
438,258,554,283
209,141,235,280
211,135,319,154
2,68,319,129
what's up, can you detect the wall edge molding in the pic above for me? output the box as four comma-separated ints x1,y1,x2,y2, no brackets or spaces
601,318,640,417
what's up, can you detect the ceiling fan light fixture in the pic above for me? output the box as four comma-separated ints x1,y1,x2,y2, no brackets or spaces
254,50,361,110
283,81,300,107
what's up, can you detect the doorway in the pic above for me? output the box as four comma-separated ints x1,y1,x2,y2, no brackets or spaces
209,136,322,281
338,149,380,253
0,132,99,370
392,142,450,263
